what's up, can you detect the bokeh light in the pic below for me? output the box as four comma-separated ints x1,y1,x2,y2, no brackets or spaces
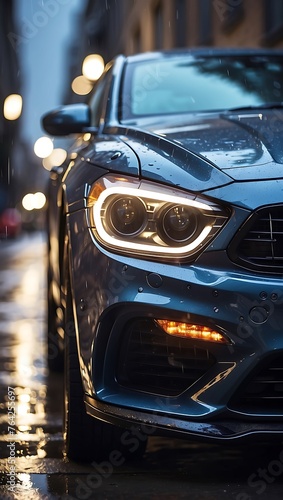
22,194,34,211
82,54,104,81
3,94,23,120
22,192,46,211
34,137,53,158
71,75,93,95
33,192,46,209
42,148,67,171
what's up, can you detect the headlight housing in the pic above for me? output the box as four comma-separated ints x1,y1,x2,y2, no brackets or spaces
87,175,230,261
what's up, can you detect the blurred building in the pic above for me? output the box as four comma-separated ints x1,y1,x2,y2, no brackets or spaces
64,0,283,104
0,0,22,211
91,0,283,55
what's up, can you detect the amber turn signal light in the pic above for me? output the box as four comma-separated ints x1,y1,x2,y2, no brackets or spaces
156,320,227,343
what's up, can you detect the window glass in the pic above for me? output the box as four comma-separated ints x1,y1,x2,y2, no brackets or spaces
122,55,283,119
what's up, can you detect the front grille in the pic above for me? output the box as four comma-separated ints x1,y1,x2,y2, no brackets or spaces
228,354,283,415
228,205,283,273
116,319,215,396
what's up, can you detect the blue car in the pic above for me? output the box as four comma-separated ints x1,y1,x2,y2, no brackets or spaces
43,48,283,462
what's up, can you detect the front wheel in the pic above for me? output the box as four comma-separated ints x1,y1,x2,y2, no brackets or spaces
63,252,147,462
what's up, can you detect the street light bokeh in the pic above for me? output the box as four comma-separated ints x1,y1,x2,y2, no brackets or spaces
34,136,53,158
3,94,23,120
42,148,67,171
71,75,93,96
22,192,46,211
82,54,104,81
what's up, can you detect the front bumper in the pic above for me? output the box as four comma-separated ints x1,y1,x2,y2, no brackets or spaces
85,395,283,442
68,207,283,438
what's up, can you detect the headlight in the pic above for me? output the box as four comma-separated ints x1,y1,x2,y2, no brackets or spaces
88,175,230,261
158,204,198,245
108,196,147,236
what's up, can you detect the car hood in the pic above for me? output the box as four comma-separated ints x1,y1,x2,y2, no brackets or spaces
148,109,283,182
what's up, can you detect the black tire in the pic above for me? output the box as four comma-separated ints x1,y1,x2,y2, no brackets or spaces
47,265,64,372
63,250,147,462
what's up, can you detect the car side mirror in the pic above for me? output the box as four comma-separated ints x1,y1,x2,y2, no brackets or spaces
42,103,92,136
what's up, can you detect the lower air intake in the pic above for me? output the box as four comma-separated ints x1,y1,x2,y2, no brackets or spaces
116,318,215,396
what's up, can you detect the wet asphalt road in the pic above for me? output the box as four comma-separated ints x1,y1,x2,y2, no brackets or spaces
0,231,283,499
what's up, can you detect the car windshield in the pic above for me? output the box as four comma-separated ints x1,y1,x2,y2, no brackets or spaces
121,54,283,120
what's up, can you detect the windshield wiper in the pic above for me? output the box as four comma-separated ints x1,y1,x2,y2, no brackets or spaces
226,102,283,112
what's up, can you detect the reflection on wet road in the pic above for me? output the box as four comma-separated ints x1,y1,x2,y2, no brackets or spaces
0,232,283,499
0,233,63,498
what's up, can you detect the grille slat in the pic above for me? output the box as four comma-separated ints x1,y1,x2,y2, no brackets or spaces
229,354,283,414
228,205,283,273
